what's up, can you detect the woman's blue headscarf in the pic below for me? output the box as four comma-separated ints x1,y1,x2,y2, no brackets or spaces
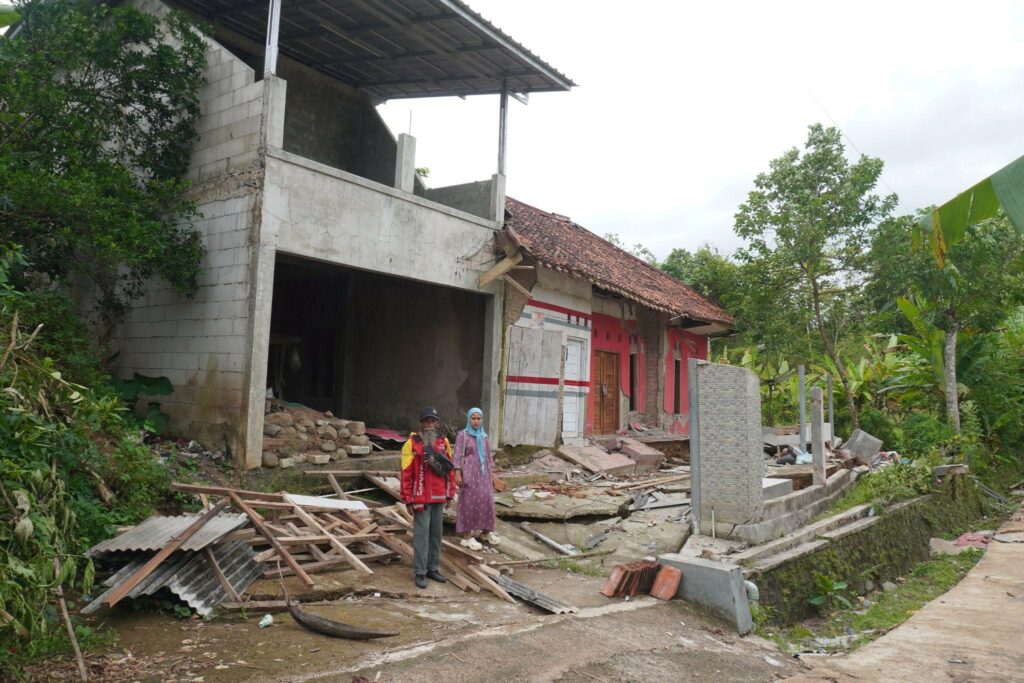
465,407,487,474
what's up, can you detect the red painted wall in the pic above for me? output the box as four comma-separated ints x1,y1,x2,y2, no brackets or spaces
586,312,644,435
662,329,708,434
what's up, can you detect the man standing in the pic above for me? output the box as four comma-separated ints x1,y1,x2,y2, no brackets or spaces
400,406,455,589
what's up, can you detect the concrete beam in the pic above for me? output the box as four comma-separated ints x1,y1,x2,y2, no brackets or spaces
658,553,753,634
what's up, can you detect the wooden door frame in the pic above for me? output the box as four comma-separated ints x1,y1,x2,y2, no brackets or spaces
594,349,620,435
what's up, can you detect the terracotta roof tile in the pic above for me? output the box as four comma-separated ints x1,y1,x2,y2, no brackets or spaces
505,197,733,326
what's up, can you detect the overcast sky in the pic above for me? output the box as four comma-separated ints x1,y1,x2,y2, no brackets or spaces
379,0,1024,259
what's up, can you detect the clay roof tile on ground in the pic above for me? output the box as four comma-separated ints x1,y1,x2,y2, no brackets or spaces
505,197,734,326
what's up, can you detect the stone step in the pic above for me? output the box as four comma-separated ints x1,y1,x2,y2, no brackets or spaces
731,503,873,566
818,515,881,541
750,539,830,574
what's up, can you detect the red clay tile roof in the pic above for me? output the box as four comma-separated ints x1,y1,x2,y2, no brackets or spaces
505,197,734,326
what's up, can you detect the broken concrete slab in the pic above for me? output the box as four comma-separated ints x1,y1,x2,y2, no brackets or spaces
492,489,628,520
557,445,637,476
658,553,754,634
929,537,971,556
842,429,883,466
619,438,666,473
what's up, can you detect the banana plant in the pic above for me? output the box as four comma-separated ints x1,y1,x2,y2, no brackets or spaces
0,4,19,28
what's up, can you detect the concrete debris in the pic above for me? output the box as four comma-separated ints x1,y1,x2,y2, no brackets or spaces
842,429,884,466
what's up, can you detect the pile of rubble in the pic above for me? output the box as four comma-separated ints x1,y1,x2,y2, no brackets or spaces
262,403,374,468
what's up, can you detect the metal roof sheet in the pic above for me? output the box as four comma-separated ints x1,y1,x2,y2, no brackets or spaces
168,0,574,100
82,541,265,617
86,513,249,557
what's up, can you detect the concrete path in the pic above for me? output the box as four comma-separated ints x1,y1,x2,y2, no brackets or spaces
792,500,1024,682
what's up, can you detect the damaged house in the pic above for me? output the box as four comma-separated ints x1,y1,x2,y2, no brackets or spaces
497,199,733,447
107,0,573,468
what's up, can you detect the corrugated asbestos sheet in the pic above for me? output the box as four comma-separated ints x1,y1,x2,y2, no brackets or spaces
82,541,265,617
86,513,249,557
495,575,578,614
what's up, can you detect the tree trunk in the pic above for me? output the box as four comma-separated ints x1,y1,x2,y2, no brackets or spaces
944,320,961,433
811,280,859,430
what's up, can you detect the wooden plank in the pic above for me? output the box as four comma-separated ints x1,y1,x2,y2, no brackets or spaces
303,470,401,477
102,499,231,608
204,548,240,602
172,483,284,501
325,473,345,496
230,492,314,587
290,504,374,576
477,251,522,288
460,562,517,604
261,550,397,578
501,273,532,299
365,474,404,503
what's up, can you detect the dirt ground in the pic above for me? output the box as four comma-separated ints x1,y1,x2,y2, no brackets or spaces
30,551,801,683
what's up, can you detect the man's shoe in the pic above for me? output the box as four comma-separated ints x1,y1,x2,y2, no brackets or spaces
414,574,428,589
425,570,447,583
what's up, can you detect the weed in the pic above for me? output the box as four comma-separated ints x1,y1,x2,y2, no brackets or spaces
542,557,609,577
807,572,852,611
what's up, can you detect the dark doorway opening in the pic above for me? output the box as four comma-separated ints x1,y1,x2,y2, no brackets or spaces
268,255,487,430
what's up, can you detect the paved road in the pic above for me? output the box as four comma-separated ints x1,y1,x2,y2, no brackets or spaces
792,500,1024,682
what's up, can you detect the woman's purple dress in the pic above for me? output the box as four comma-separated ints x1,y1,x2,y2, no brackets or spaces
454,430,496,534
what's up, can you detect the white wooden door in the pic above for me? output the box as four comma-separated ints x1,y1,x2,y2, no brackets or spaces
502,326,562,446
562,339,583,437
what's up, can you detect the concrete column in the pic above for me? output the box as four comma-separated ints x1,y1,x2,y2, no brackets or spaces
688,357,701,536
489,173,506,226
262,75,287,150
811,386,826,486
481,284,504,441
394,133,416,193
798,364,807,450
262,0,281,77
242,242,276,469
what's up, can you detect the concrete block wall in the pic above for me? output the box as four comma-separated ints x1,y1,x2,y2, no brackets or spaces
692,361,765,528
112,0,265,460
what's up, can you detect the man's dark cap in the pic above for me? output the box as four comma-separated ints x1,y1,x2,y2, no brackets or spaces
419,406,440,422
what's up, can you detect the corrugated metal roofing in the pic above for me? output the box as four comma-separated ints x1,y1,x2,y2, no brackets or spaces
169,0,574,100
495,575,578,614
86,513,249,557
82,541,265,617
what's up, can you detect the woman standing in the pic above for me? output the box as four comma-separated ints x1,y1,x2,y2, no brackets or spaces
454,407,500,550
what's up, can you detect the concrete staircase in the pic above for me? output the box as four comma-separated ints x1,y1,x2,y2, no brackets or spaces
730,503,878,574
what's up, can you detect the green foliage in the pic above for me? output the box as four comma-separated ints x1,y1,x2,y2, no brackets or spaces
807,572,852,611
110,372,174,434
603,232,658,265
0,250,169,665
898,413,954,461
828,464,935,515
0,0,208,327
0,4,19,27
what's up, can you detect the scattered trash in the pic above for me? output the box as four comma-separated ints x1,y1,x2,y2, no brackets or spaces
258,614,274,629
954,532,992,548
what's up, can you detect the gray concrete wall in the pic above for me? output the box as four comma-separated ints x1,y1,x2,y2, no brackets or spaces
343,271,486,431
417,179,494,220
659,553,754,634
276,61,399,187
111,0,265,462
692,361,765,528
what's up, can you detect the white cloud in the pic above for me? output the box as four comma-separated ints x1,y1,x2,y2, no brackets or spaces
379,0,1024,259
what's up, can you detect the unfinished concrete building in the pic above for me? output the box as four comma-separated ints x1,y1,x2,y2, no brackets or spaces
111,0,573,467
498,199,734,447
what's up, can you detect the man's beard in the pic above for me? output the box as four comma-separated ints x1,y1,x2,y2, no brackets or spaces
421,428,437,442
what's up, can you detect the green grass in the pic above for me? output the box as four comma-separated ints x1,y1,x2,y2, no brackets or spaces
810,464,934,523
760,548,983,652
542,557,609,577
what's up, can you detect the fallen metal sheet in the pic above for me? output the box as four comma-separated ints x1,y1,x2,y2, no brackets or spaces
86,513,249,557
495,575,578,614
82,541,265,617
283,493,368,511
364,427,406,443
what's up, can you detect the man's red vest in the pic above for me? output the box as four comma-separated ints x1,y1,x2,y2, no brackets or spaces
400,433,455,506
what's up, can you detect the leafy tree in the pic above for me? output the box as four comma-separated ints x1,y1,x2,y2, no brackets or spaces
735,124,897,429
0,0,208,329
661,244,739,307
871,216,1024,431
603,232,658,264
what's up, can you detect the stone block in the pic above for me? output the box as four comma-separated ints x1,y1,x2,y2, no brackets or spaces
263,422,282,437
262,451,278,468
348,434,369,446
842,429,883,466
320,440,336,452
658,553,753,634
317,425,338,441
557,445,636,476
264,411,294,427
348,421,366,436
278,457,295,469
308,454,331,465
345,445,372,456
620,437,666,473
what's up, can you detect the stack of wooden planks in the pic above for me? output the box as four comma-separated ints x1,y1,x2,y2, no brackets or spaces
171,482,517,604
